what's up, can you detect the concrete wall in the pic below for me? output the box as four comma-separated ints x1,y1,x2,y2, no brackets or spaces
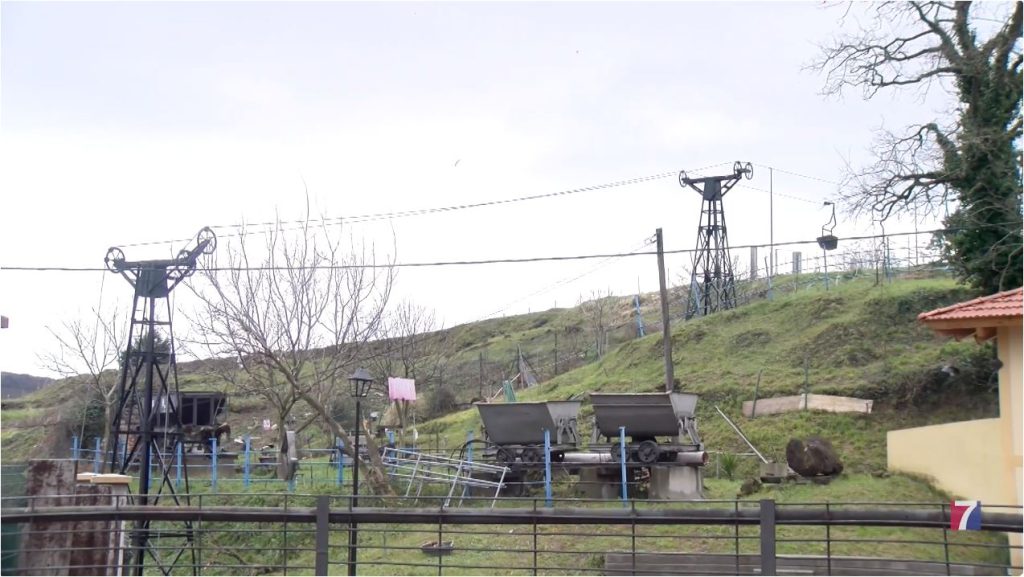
996,326,1022,571
996,326,1022,507
17,460,126,576
887,418,1009,503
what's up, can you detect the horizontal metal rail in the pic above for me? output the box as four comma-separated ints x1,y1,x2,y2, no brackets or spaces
3,504,1021,531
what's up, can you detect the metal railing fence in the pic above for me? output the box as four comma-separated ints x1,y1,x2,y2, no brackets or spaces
2,493,1020,576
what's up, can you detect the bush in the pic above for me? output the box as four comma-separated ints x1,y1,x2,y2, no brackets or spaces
719,452,740,480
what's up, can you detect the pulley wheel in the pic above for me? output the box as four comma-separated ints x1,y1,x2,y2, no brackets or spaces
637,440,660,465
104,247,125,272
197,227,217,255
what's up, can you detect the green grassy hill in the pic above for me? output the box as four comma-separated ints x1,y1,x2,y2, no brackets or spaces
1,275,998,481
419,277,997,480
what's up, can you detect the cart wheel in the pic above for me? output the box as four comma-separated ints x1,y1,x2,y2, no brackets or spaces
609,445,622,462
637,440,660,465
521,448,542,464
495,448,515,465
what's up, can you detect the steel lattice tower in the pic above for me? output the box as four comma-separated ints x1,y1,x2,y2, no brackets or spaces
105,227,216,576
680,162,752,319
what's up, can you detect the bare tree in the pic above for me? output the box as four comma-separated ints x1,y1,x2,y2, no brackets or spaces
190,216,396,493
41,306,126,452
812,2,1022,292
371,300,442,385
578,289,614,359
369,300,443,443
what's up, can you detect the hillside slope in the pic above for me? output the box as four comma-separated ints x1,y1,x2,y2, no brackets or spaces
0,373,53,399
1,276,997,474
419,278,998,479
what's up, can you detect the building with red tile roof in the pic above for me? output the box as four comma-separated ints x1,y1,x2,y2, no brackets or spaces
917,287,1022,341
890,286,1022,568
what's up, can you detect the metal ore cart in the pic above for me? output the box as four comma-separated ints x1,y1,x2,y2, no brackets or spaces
588,392,704,465
475,401,582,465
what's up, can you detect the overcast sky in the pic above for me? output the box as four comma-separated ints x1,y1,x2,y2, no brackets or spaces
1,1,955,378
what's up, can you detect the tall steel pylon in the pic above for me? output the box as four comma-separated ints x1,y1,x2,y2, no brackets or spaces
105,227,216,576
680,161,753,319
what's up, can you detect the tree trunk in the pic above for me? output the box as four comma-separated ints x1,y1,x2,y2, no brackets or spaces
276,420,291,480
295,389,395,496
102,400,114,457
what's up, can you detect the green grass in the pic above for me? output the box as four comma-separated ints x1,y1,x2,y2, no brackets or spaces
416,278,996,471
182,473,1008,575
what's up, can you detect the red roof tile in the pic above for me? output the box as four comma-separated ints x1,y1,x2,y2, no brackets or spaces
918,287,1023,323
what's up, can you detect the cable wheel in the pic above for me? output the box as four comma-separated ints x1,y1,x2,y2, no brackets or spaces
104,247,125,272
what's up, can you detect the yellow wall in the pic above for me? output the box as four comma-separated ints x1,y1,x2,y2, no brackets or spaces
996,326,1023,508
887,418,1012,504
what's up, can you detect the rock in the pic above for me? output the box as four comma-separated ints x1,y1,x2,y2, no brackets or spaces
786,437,844,477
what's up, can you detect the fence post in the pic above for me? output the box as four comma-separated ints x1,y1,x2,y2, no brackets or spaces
244,435,251,489
759,499,777,576
211,437,218,491
315,495,329,576
93,437,102,474
176,440,183,489
532,499,539,576
619,426,628,507
336,438,345,488
460,430,474,501
71,435,80,462
543,429,552,507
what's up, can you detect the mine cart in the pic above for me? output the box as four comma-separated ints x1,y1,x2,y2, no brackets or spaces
475,400,582,465
589,392,704,465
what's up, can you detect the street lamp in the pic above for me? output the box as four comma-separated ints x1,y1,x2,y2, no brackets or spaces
347,368,373,576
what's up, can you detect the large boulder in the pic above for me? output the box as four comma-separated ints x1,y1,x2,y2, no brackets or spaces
786,437,844,477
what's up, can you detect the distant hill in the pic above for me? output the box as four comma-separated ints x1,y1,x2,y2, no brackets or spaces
1,372,53,399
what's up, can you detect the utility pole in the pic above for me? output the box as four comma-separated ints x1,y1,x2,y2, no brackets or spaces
769,167,774,277
478,352,484,398
656,228,674,392
553,331,558,374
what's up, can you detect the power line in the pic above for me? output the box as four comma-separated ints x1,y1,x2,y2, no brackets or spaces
753,163,842,187
118,164,731,249
735,183,823,205
2,226,988,273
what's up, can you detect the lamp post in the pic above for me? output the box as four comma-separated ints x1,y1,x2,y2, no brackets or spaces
347,368,373,576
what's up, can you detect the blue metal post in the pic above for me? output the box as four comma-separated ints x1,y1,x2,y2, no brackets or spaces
93,437,102,474
289,473,296,493
342,438,350,487
460,430,474,499
634,294,646,338
387,429,395,445
544,429,553,507
176,441,183,489
211,437,218,491
71,435,80,462
147,445,154,493
243,435,251,489
619,426,628,507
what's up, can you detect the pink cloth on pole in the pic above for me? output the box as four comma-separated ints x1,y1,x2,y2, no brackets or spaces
388,377,417,401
